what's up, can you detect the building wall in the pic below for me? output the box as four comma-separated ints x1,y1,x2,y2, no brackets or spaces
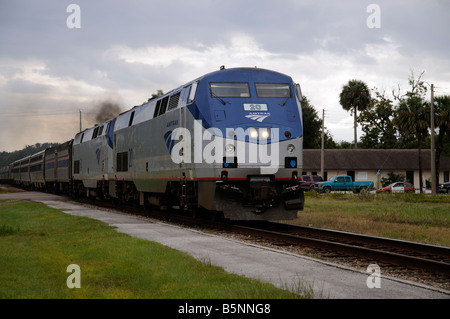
302,169,450,191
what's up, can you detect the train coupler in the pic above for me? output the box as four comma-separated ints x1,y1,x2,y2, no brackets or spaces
214,175,302,220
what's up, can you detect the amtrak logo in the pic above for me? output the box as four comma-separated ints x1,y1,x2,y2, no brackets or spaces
245,113,270,123
164,131,176,154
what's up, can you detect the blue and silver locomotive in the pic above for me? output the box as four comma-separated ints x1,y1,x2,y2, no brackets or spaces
8,67,305,220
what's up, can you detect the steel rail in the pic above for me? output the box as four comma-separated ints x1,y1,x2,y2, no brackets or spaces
223,222,450,276
75,197,450,276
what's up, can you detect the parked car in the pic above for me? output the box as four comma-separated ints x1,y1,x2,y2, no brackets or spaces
438,182,450,194
299,175,323,190
376,182,415,193
313,175,374,193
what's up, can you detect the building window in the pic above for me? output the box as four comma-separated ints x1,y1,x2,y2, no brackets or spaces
357,172,368,180
406,171,414,185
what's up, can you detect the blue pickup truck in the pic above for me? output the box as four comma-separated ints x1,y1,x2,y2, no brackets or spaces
313,175,374,193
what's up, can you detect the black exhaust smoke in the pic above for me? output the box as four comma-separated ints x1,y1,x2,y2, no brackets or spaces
95,100,123,124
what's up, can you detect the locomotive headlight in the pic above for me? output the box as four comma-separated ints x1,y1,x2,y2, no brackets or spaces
287,144,295,153
248,128,271,140
260,128,270,140
226,144,235,154
248,128,258,139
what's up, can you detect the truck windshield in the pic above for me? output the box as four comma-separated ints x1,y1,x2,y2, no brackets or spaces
210,82,250,98
255,83,291,98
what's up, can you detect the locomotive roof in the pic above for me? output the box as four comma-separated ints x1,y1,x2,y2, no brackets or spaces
197,67,292,82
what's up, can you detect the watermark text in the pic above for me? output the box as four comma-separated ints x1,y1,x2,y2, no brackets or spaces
366,4,381,29
169,120,282,174
366,264,381,288
66,4,81,29
66,264,81,288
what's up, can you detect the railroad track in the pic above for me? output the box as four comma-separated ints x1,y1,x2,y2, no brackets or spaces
4,185,448,285
73,196,450,279
220,221,450,277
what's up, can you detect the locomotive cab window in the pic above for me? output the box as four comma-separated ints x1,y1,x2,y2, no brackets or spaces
188,81,198,103
210,82,250,98
255,83,291,98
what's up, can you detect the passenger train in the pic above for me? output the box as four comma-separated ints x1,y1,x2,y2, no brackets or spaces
1,67,305,220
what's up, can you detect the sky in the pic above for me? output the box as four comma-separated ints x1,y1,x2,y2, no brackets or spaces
1,0,449,152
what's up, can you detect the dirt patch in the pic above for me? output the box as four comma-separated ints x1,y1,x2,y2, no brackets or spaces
0,185,26,194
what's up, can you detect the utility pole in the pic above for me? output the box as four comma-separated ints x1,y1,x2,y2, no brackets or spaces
430,84,436,195
321,109,325,178
79,110,82,132
354,109,357,149
419,80,437,195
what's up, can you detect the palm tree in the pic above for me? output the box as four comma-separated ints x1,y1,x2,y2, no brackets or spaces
339,80,371,149
393,95,429,192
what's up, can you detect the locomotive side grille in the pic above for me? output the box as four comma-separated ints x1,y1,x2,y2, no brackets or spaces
167,93,180,111
116,152,128,172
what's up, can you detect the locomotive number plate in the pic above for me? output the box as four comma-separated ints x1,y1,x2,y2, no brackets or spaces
243,103,268,111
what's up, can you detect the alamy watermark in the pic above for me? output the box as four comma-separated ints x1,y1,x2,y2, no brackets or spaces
169,120,283,174
366,4,381,29
366,264,381,288
66,4,81,29
67,264,81,288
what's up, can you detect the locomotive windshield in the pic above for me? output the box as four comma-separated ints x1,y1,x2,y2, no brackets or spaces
210,82,250,98
255,83,291,98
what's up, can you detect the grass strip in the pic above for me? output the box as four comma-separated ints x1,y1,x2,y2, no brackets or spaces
0,201,303,299
292,192,450,247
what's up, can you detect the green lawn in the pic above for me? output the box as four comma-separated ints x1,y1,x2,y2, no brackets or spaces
290,192,450,247
0,200,302,299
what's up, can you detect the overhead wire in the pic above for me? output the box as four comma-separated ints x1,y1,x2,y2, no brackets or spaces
0,110,95,118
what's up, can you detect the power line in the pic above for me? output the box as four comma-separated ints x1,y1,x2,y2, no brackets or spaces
0,111,80,118
0,110,99,118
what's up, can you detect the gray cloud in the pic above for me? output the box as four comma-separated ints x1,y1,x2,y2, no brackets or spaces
4,78,51,94
0,0,449,151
